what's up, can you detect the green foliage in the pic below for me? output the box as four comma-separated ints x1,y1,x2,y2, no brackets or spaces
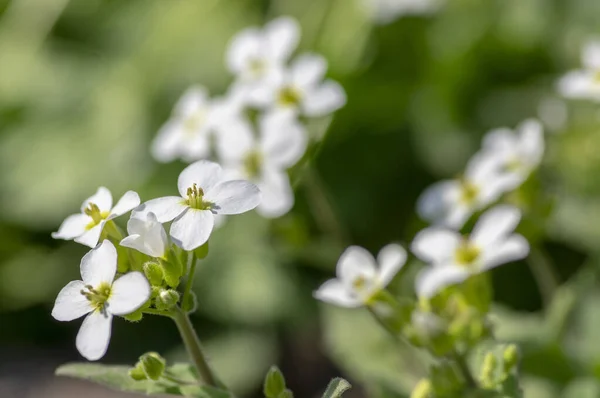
264,366,287,398
321,377,352,398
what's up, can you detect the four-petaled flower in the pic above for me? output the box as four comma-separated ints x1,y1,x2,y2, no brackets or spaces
134,160,261,250
411,205,529,299
52,187,140,248
120,212,169,259
361,0,443,25
51,240,150,361
218,111,307,218
314,244,407,307
558,39,600,102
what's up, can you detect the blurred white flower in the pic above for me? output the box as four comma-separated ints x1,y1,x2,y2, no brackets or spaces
411,205,529,298
247,53,346,117
52,187,140,248
481,119,544,190
151,86,225,163
51,240,150,361
314,244,407,307
217,112,307,218
134,160,261,250
417,151,513,230
558,39,600,102
120,212,169,259
227,16,299,88
361,0,442,25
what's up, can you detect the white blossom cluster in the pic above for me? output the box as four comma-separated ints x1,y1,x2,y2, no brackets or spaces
316,119,544,305
361,0,443,25
558,39,600,102
151,17,346,218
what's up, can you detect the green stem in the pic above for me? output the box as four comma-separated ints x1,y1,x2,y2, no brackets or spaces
142,308,173,318
172,307,218,387
452,351,477,389
182,251,197,310
527,245,560,309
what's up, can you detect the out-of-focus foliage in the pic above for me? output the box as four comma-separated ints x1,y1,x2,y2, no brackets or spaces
1,0,600,397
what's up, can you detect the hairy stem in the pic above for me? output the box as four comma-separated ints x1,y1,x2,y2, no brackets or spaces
182,251,197,310
172,307,218,387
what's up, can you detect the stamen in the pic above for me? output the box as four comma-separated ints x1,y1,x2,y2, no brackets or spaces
459,181,479,205
277,86,301,107
80,282,111,311
185,183,210,210
455,240,481,268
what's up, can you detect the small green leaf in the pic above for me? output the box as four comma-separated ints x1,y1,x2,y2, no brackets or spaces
264,366,286,398
321,377,351,398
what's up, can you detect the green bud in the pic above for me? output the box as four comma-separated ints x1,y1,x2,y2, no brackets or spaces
182,290,198,313
140,352,166,381
123,307,144,322
129,363,147,381
144,262,164,286
480,352,498,388
278,389,294,398
151,286,162,298
161,258,183,288
502,344,519,373
410,379,433,398
194,241,209,259
264,366,286,398
156,289,180,310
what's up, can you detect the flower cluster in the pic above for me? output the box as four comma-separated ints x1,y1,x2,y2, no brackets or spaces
361,0,444,25
151,17,346,218
558,39,600,102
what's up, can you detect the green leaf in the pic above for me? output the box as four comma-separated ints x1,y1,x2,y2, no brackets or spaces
264,366,286,398
321,377,351,398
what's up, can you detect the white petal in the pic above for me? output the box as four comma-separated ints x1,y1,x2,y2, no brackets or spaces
302,80,347,117
52,214,92,240
226,28,262,74
377,244,407,286
134,196,187,223
108,191,140,219
471,205,521,248
291,53,327,88
336,246,377,285
557,70,599,100
416,180,461,226
81,187,113,213
76,311,113,361
177,160,224,197
174,86,209,117
151,120,185,163
121,213,168,258
52,280,92,321
205,180,261,215
74,221,106,248
80,240,117,287
170,209,214,250
465,150,505,184
256,170,294,218
259,111,308,168
265,17,300,62
518,119,544,164
480,234,529,271
482,127,517,153
313,279,362,308
411,228,460,264
215,117,255,163
415,265,469,299
108,272,151,316
583,40,600,70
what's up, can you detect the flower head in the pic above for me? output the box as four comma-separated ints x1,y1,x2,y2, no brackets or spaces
411,205,529,298
120,212,169,259
51,240,150,360
361,0,443,25
314,244,407,307
558,39,600,102
134,160,261,250
217,111,307,218
416,150,514,229
481,119,544,190
246,53,346,117
52,187,140,248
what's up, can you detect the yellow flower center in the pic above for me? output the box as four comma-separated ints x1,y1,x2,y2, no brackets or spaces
84,203,110,230
81,282,112,312
183,111,206,136
459,181,479,205
248,58,266,77
277,85,302,107
455,240,481,268
185,183,212,210
243,151,263,178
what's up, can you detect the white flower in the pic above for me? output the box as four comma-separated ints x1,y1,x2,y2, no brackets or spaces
217,112,307,218
481,119,544,190
151,86,226,163
51,240,150,361
52,187,140,248
246,53,346,117
120,212,169,259
314,244,407,307
411,205,529,298
416,150,514,229
361,0,442,25
558,39,600,102
226,16,299,87
134,160,261,250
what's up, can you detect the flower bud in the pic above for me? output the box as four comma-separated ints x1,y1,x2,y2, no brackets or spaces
123,307,144,322
480,352,498,388
410,379,433,398
502,344,519,373
128,363,147,381
182,291,198,313
144,262,164,286
264,366,286,398
156,289,180,310
160,258,183,288
140,352,166,381
151,286,161,298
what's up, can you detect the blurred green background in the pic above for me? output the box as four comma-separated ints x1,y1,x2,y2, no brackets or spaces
2,0,600,397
